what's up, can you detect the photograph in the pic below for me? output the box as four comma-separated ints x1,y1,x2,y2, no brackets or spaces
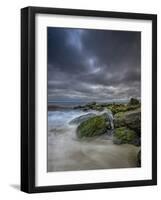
47,27,141,172
21,6,157,193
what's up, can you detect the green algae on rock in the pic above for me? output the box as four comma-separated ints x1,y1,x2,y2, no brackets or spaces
114,108,141,135
113,127,137,145
77,115,107,138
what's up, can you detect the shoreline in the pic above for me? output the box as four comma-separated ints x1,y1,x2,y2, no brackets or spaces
47,99,141,171
48,131,140,172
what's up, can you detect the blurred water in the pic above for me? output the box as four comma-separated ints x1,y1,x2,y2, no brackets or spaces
47,109,139,172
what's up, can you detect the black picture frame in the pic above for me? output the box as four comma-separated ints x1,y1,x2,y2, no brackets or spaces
21,6,157,193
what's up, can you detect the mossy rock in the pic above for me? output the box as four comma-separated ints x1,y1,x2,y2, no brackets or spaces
114,109,141,136
74,99,140,114
113,127,137,144
94,106,104,111
77,115,107,138
106,104,128,115
114,112,126,128
124,110,141,135
85,102,104,111
126,104,140,111
106,99,140,115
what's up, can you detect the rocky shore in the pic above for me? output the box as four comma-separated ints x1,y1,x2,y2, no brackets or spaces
70,98,141,167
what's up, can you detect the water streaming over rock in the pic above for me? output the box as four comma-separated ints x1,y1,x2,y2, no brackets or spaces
102,109,114,130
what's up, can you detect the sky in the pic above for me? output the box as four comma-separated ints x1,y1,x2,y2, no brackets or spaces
47,27,141,103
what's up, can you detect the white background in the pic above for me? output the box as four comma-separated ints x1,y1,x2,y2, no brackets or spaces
0,0,159,199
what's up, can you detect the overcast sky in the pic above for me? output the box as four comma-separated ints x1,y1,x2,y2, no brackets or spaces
47,27,141,102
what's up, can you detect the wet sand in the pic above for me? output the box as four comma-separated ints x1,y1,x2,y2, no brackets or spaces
48,125,140,172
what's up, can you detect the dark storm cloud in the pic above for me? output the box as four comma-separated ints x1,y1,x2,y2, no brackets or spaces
47,27,141,102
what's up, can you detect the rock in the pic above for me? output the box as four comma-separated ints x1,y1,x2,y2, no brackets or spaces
69,113,96,125
82,102,97,111
74,99,140,114
76,115,108,138
137,150,141,167
73,105,83,109
124,109,141,135
128,98,140,105
106,99,140,115
83,108,89,111
131,137,141,146
114,108,141,136
95,106,104,111
74,102,105,112
107,104,128,115
114,112,126,127
113,127,138,145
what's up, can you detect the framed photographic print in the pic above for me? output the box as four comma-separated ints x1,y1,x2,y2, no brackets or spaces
21,6,157,193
